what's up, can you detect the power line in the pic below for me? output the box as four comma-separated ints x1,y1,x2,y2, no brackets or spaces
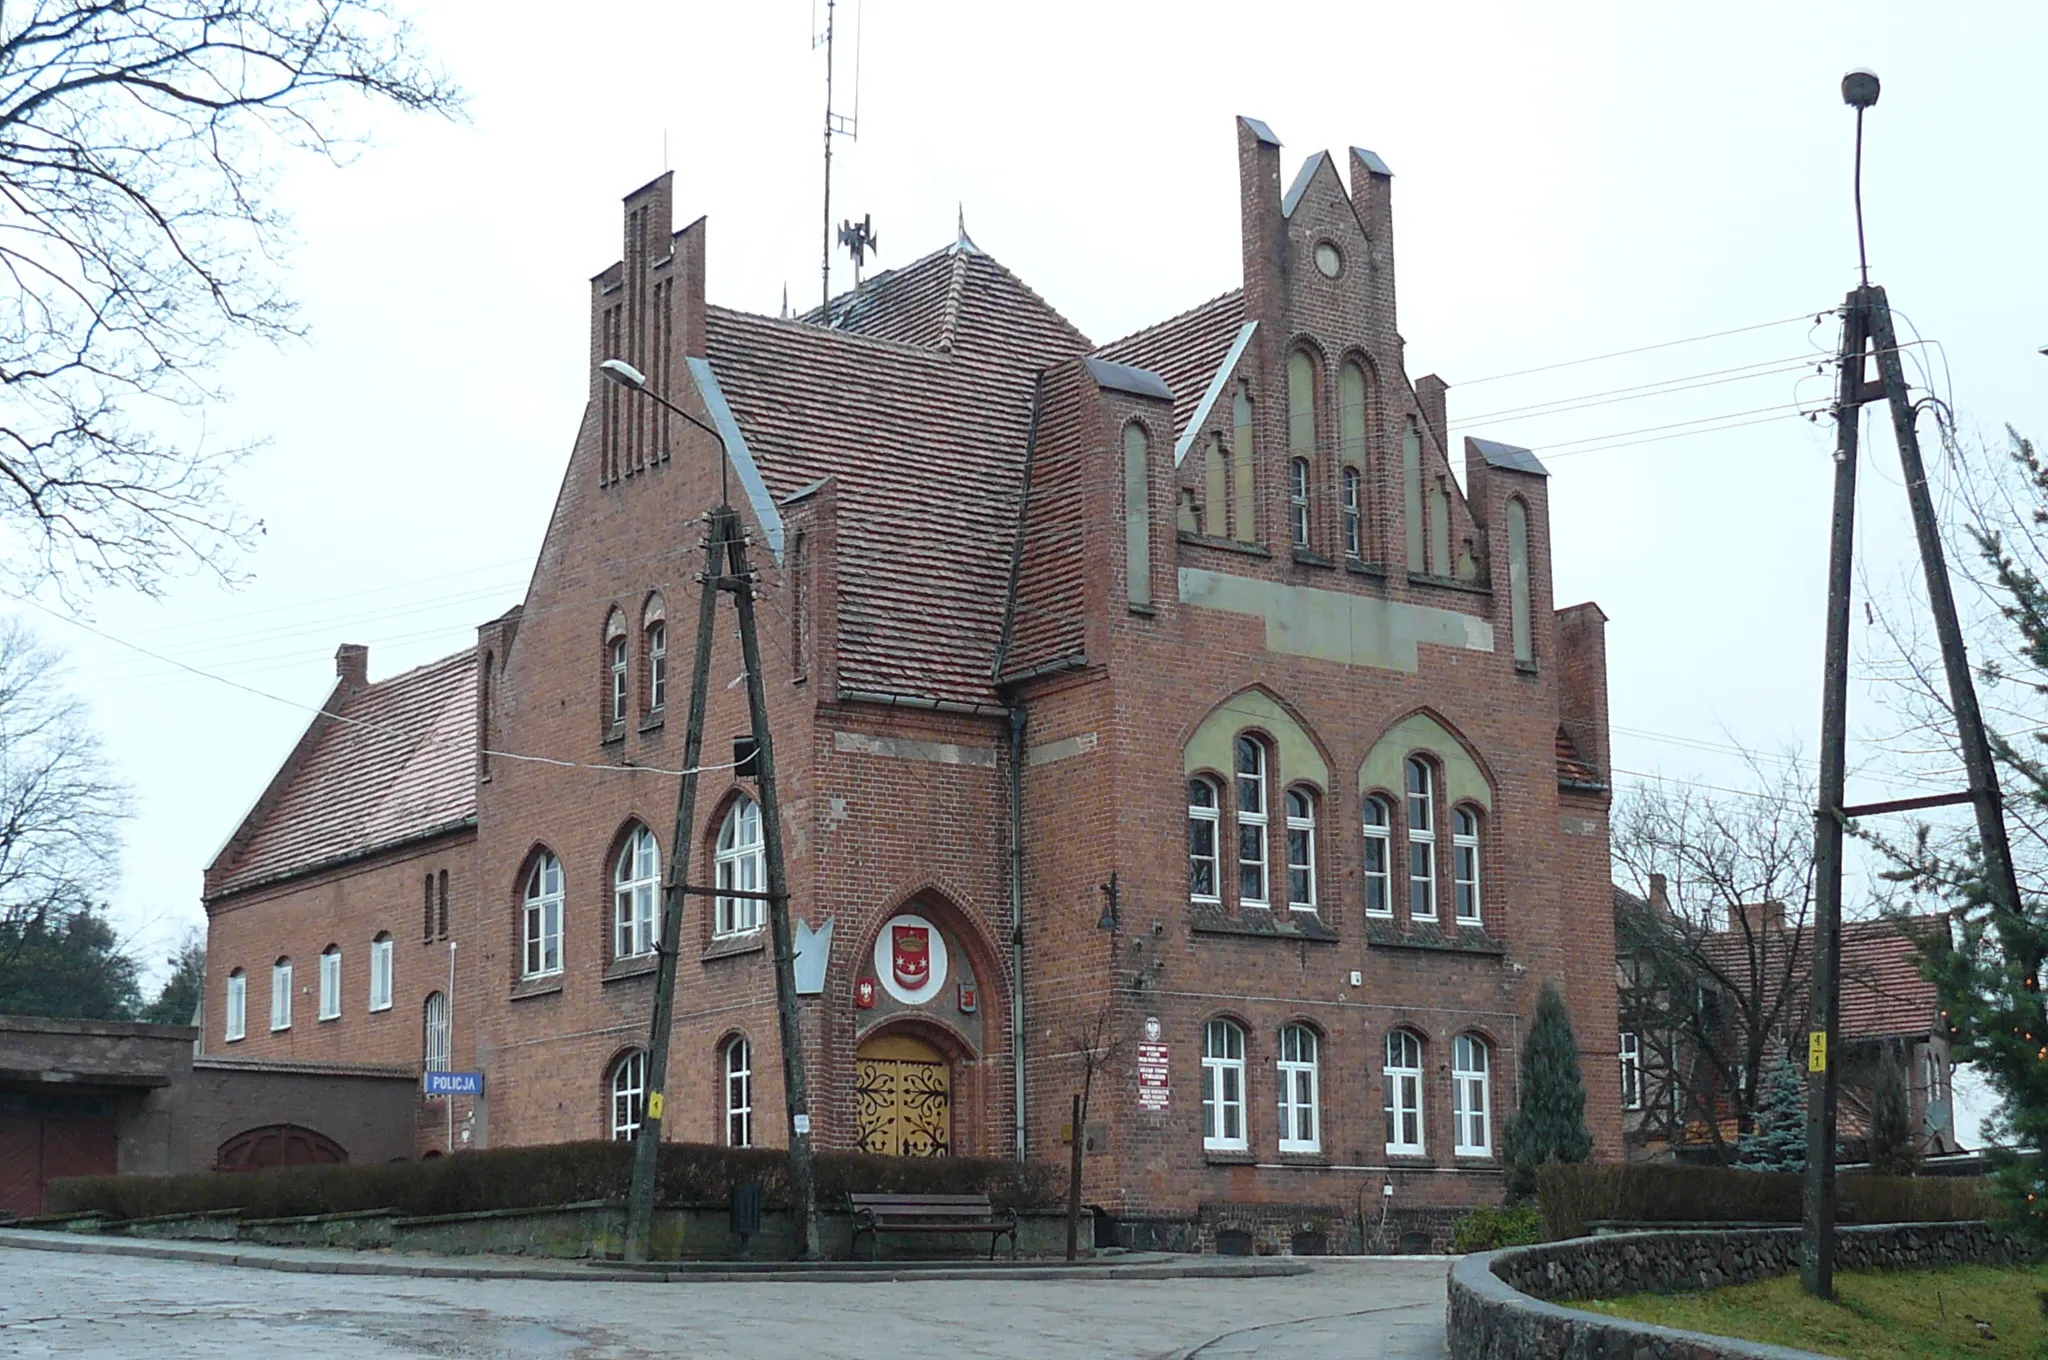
1450,354,1820,428
1453,311,1830,388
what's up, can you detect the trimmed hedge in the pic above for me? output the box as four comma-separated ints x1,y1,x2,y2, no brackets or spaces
1536,1161,1999,1241
1450,1203,1545,1253
46,1141,1062,1223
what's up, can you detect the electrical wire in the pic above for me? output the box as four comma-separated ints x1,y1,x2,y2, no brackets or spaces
1452,311,1831,388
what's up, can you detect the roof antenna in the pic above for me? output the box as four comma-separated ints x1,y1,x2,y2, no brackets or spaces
780,284,790,320
1842,69,1879,286
815,0,862,323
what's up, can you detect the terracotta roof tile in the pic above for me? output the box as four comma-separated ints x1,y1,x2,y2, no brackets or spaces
1556,726,1602,787
1093,290,1245,440
1838,917,1945,1041
1002,361,1093,681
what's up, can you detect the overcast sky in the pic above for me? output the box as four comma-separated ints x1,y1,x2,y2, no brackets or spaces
21,0,2046,1135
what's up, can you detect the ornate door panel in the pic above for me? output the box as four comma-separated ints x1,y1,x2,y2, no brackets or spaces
855,1033,951,1157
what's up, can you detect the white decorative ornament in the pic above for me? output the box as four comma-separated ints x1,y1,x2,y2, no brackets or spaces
873,912,949,1005
1144,1016,1162,1042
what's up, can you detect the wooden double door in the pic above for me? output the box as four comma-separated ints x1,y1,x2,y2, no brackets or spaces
855,1033,952,1156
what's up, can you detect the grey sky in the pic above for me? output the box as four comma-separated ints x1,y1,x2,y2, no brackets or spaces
22,2,2046,1142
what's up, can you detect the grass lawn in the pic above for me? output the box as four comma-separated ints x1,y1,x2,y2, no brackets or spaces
1571,1263,2048,1359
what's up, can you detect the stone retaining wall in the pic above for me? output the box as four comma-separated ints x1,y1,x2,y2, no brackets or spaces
1447,1221,2032,1360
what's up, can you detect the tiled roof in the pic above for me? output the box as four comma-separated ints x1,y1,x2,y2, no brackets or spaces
1093,290,1246,443
1839,917,1945,1041
207,650,477,897
1001,361,1092,682
708,244,1093,704
1556,726,1602,787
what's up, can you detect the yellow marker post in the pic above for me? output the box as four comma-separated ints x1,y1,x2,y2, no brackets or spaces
1808,1031,1828,1073
646,1091,665,1120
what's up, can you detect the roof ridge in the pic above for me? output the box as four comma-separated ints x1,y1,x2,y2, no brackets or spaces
939,248,971,353
708,305,964,362
961,250,1093,352
1095,287,1245,356
353,644,477,696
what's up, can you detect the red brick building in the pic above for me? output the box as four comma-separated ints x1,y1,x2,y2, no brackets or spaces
202,116,1618,1249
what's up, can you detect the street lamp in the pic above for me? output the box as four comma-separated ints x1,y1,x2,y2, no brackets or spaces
600,359,730,504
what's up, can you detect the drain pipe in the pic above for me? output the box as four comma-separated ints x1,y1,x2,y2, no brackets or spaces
1007,701,1028,1162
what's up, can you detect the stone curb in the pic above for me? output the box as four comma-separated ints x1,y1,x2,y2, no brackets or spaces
0,1229,1310,1284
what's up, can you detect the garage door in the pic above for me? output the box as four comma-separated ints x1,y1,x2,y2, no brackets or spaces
0,1110,118,1219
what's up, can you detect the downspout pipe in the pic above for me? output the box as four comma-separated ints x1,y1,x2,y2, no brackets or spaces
1008,702,1028,1162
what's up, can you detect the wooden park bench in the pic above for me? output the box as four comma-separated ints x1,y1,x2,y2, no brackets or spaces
847,1192,1019,1261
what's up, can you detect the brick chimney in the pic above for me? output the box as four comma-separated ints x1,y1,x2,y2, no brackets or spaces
334,643,368,689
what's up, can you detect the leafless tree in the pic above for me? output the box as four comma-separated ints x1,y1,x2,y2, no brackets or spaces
0,1,460,600
1062,986,1123,1259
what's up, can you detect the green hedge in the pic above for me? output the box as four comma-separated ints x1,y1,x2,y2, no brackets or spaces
1450,1203,1546,1253
46,1141,1062,1222
1536,1162,1999,1241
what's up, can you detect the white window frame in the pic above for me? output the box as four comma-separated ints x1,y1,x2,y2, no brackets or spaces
524,853,565,978
611,1050,646,1141
1289,456,1311,548
1285,787,1317,912
1406,757,1436,922
1188,778,1221,904
1276,1024,1320,1154
1363,796,1393,918
614,825,659,960
1235,737,1269,909
1342,466,1362,558
648,622,668,712
609,634,628,727
1453,807,1481,923
1202,1019,1248,1152
225,970,246,1042
726,1037,754,1147
1385,1029,1425,1155
369,933,393,1012
424,991,451,1072
270,958,293,1032
715,798,765,936
318,947,342,1021
1620,1032,1643,1111
1453,1034,1493,1157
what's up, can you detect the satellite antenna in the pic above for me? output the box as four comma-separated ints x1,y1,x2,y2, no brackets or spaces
838,213,879,290
815,0,863,320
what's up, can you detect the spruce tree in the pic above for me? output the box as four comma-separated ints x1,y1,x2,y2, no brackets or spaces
1504,982,1594,1200
1735,1052,1807,1172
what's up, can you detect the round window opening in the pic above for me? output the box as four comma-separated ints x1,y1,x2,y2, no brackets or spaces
1314,241,1342,278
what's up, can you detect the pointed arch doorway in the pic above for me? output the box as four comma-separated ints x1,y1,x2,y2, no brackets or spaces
855,1032,952,1156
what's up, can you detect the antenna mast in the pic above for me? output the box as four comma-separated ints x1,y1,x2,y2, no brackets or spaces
815,0,861,321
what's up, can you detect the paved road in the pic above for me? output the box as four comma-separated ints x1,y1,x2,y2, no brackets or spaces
0,1247,1447,1359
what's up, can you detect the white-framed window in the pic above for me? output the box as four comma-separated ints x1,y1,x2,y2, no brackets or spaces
318,945,342,1021
648,622,668,712
1453,807,1481,923
1363,796,1393,917
1276,1024,1320,1154
524,852,565,978
1289,457,1311,548
609,634,628,727
1188,777,1221,903
1452,1034,1493,1156
225,969,246,1042
1406,757,1436,921
614,824,659,960
1385,1029,1425,1155
369,932,393,1012
726,1036,754,1147
1285,788,1317,912
270,957,293,1032
1620,1032,1643,1111
1202,1019,1248,1152
610,1050,646,1141
424,991,451,1072
1342,466,1362,558
1236,736,1268,908
715,798,765,936
1923,1045,1945,1105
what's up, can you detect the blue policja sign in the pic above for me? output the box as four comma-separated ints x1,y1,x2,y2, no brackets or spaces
424,1070,484,1096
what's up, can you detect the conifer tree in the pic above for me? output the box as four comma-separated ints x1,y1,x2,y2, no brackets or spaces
1735,1051,1807,1172
1866,1053,1919,1176
1504,982,1594,1199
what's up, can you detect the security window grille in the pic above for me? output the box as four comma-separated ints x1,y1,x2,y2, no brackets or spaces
225,971,246,1042
270,959,292,1032
726,1038,754,1147
369,934,393,1012
524,854,565,977
1406,758,1436,921
615,825,659,959
1285,789,1317,912
715,799,765,936
648,623,668,712
1385,1029,1424,1155
611,1051,646,1141
1277,1024,1320,1153
1188,778,1220,903
1619,1032,1643,1111
1453,808,1481,923
1236,737,1268,908
424,992,451,1072
1202,1020,1247,1152
1453,1035,1492,1156
1363,797,1393,917
319,948,341,1021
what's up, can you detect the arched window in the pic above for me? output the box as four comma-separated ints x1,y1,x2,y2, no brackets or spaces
1277,1024,1320,1154
369,932,393,1012
1202,1019,1247,1151
1231,387,1255,544
1507,497,1533,665
1406,757,1436,921
610,1050,647,1141
715,798,764,936
608,634,629,727
1362,796,1393,918
1287,349,1315,550
270,956,293,1032
1289,457,1311,548
791,531,810,681
1124,421,1152,609
1235,737,1269,908
1342,466,1362,558
423,872,435,942
647,621,668,713
1453,1034,1492,1156
225,967,247,1042
1429,481,1451,577
1385,1029,1425,1155
523,852,565,978
318,945,342,1021
1204,432,1228,537
725,1036,754,1147
1187,778,1221,904
1453,808,1482,923
615,824,660,959
1402,418,1424,572
423,991,450,1072
437,870,449,940
1284,788,1317,912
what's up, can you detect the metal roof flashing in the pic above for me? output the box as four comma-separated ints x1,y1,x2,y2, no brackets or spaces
1281,151,1331,219
1082,356,1173,402
1468,437,1550,478
1350,146,1393,177
1239,116,1281,147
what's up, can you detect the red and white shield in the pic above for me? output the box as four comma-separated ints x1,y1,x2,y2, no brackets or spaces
892,924,931,990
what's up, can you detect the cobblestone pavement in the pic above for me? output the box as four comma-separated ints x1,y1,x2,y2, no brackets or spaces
0,1247,1447,1359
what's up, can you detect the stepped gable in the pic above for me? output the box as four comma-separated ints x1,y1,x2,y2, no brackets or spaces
1093,290,1246,441
208,650,477,897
